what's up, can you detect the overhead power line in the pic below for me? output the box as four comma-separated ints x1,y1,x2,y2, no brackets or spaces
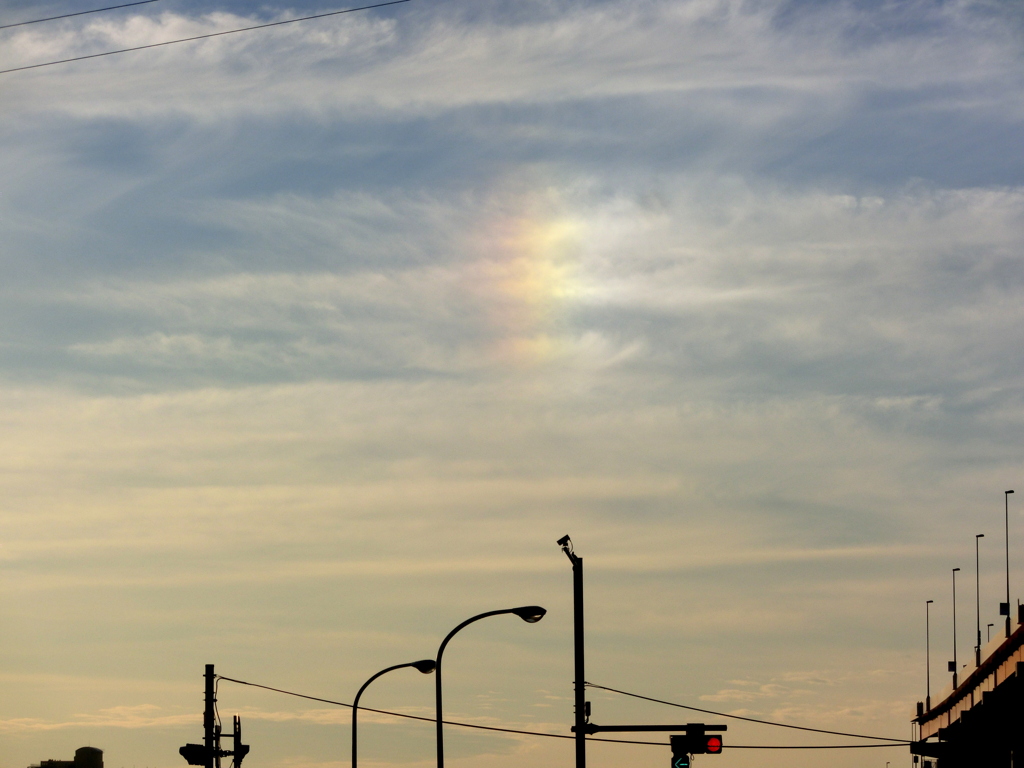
722,744,904,749
217,675,650,744
0,0,410,75
0,1,159,31
585,683,911,744
215,675,907,749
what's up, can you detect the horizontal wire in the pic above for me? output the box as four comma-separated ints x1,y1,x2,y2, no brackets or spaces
728,743,906,749
216,675,908,749
0,0,410,75
218,676,657,745
586,683,911,744
0,0,158,30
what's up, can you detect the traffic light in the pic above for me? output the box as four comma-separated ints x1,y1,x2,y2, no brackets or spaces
670,736,691,768
703,734,723,754
178,745,208,766
670,727,724,762
689,724,724,753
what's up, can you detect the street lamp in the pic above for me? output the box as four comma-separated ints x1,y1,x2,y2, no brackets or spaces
435,606,547,768
975,533,985,665
352,659,435,768
950,567,961,688
1005,490,1014,637
925,599,934,711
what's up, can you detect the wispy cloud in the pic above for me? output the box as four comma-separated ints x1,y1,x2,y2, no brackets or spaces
0,706,196,733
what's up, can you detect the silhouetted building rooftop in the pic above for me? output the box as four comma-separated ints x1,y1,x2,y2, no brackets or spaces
29,747,103,768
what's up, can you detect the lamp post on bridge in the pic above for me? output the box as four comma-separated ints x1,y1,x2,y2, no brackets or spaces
976,533,985,666
1005,490,1014,638
950,567,961,688
926,599,934,711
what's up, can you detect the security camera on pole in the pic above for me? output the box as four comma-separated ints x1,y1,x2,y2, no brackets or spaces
558,535,587,768
557,537,725,768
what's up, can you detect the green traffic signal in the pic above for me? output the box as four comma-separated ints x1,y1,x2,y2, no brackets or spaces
670,734,691,768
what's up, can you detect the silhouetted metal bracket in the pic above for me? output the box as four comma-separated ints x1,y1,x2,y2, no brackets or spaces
572,722,727,735
180,716,249,767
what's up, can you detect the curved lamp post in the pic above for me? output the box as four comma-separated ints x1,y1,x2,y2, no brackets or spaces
435,606,547,768
352,659,435,768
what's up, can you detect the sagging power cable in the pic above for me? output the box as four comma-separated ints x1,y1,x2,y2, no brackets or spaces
0,0,158,31
215,675,907,749
0,0,409,75
585,683,911,744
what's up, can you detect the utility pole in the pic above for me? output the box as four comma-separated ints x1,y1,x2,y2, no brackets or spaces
204,664,216,768
180,664,249,768
558,535,586,768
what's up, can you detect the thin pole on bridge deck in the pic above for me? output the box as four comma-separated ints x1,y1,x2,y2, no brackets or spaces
976,533,984,666
1006,490,1014,638
926,599,933,710
952,567,960,689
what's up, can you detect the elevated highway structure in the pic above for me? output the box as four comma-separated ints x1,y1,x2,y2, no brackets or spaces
913,612,1024,767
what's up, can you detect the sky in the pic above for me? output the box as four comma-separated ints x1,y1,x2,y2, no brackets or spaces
1,0,1024,767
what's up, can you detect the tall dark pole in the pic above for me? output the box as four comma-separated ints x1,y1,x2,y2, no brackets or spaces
352,660,434,768
558,535,586,768
926,600,933,711
952,568,960,688
434,606,545,768
975,533,984,665
204,664,216,768
1006,490,1014,638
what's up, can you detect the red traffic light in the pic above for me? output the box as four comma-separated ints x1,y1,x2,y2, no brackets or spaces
705,736,723,754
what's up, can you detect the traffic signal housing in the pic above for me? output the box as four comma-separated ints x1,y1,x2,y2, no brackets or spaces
670,726,725,762
178,745,207,766
669,737,691,768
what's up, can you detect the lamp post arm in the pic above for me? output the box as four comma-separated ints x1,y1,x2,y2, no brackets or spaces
434,607,545,768
435,609,518,768
437,609,515,664
355,663,416,710
353,662,427,768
